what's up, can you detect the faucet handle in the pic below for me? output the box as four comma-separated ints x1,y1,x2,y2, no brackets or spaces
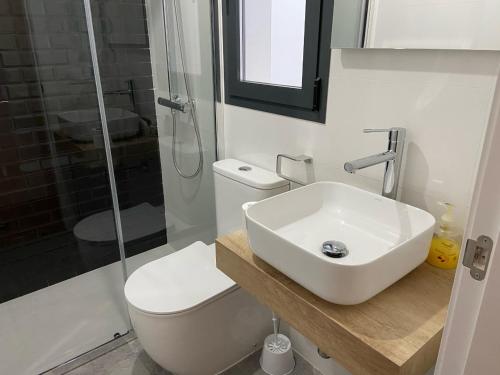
364,127,406,147
363,128,392,133
363,127,406,133
363,128,406,140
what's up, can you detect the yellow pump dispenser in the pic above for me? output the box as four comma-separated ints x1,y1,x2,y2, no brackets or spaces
426,203,461,269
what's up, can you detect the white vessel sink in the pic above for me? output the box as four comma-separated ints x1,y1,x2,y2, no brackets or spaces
244,182,435,305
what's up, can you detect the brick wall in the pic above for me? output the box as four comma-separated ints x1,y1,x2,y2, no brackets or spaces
0,0,165,302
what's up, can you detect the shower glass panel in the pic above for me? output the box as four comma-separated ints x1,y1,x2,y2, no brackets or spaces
0,0,217,373
87,0,170,270
0,0,132,373
126,0,218,254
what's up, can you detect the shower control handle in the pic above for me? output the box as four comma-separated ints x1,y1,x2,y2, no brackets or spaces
158,97,187,113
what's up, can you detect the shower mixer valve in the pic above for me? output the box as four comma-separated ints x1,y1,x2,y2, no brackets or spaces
157,96,190,113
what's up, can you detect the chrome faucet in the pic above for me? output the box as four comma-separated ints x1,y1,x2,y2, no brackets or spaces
344,127,406,200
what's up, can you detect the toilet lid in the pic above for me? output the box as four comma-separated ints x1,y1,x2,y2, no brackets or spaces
124,242,237,315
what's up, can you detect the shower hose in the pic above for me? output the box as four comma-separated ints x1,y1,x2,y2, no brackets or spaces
170,0,204,179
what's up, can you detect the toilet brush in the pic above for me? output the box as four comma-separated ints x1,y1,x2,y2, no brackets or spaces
273,314,280,345
260,312,295,375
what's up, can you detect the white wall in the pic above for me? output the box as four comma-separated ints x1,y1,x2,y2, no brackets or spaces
222,48,500,240
218,3,500,374
220,46,500,375
146,0,218,247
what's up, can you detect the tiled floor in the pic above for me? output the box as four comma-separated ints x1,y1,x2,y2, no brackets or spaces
65,339,169,375
222,349,316,375
65,338,316,375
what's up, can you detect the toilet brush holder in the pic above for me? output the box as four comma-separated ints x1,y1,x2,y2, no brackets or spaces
260,333,295,375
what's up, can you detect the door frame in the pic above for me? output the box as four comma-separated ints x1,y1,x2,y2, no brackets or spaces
435,69,500,374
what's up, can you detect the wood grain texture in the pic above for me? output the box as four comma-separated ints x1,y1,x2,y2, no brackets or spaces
216,231,455,375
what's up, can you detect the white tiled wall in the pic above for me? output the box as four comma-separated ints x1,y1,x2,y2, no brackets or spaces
146,0,218,246
222,49,500,229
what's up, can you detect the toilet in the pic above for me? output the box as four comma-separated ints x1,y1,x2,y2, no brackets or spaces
124,159,290,375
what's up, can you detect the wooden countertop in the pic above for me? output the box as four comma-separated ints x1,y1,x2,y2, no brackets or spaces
216,231,455,375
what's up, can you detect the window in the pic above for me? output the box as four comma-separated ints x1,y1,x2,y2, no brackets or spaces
222,0,333,123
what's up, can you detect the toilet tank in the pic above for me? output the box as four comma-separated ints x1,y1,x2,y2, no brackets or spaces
213,159,290,236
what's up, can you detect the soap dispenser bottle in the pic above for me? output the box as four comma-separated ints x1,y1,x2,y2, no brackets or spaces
426,203,461,269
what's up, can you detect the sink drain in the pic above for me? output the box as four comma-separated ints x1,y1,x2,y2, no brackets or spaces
321,241,348,258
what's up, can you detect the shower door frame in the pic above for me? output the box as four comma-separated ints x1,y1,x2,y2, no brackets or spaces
83,0,129,282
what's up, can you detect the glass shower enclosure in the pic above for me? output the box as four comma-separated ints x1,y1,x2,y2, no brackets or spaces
0,0,217,373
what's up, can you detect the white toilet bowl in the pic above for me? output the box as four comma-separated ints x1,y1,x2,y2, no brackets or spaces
124,159,290,375
125,242,271,375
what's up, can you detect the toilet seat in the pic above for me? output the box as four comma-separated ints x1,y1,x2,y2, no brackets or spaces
124,242,237,316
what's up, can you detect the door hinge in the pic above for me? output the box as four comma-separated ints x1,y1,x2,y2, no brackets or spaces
313,77,321,110
463,235,493,281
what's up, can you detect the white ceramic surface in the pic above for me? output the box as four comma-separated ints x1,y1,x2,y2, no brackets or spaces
214,159,289,235
245,181,436,305
125,159,288,375
125,242,238,315
128,285,271,375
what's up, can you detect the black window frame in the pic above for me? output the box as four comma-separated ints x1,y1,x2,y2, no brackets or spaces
222,0,333,123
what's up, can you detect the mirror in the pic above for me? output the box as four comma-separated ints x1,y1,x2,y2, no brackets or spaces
331,0,500,50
